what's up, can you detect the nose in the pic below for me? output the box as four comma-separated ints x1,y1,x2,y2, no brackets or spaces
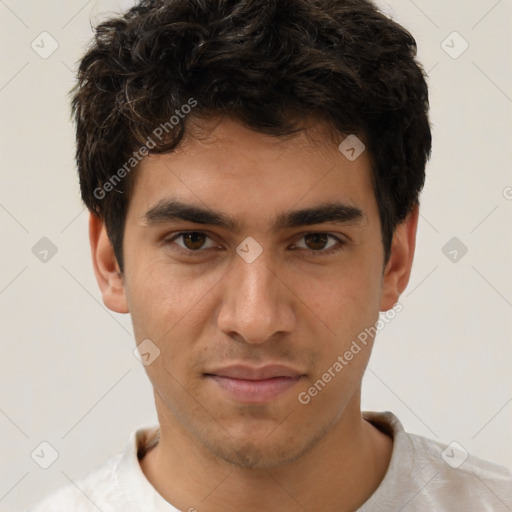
216,251,296,345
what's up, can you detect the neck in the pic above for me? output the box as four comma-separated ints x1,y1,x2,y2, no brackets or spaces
140,395,392,512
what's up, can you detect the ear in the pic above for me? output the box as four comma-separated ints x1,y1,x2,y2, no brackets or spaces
89,212,129,314
380,203,419,311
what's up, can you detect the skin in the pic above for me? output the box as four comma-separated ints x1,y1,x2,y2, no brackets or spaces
90,117,418,512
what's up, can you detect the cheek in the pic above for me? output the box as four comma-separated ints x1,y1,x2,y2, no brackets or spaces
127,261,202,339
299,260,382,343
126,266,212,400
125,259,222,354
294,267,381,408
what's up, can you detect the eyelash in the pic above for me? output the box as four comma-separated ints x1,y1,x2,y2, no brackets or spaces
164,231,347,258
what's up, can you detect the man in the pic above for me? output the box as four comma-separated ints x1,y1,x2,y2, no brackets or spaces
29,0,512,510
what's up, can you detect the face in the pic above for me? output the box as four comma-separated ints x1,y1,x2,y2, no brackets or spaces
97,117,409,469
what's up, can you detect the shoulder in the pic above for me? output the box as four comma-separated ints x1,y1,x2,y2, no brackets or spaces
27,426,160,512
362,411,512,511
409,431,512,505
26,452,128,512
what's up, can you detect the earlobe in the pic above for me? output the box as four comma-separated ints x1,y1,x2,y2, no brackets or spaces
89,212,129,314
379,204,419,311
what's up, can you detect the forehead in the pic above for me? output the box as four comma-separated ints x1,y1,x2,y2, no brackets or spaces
127,117,377,230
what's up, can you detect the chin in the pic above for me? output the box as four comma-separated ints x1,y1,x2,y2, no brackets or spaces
202,425,325,470
212,439,303,469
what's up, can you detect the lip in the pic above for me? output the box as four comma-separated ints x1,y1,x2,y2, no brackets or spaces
204,364,305,404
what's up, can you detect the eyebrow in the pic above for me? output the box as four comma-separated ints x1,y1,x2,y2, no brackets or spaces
143,199,365,232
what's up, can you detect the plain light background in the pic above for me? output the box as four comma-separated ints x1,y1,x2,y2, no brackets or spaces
1,0,511,510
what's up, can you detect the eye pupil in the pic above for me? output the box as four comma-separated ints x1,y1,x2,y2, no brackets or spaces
183,232,206,250
305,233,328,250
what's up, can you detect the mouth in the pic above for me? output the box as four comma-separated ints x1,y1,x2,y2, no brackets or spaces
204,364,306,404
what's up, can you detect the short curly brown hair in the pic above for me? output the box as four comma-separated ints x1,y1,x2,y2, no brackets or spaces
72,0,431,273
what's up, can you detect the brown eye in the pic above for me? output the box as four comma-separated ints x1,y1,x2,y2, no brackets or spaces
168,231,218,253
293,233,345,256
304,233,329,250
181,232,208,250
183,231,206,251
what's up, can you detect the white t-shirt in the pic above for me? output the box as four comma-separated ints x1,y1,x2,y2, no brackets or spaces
27,411,512,511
